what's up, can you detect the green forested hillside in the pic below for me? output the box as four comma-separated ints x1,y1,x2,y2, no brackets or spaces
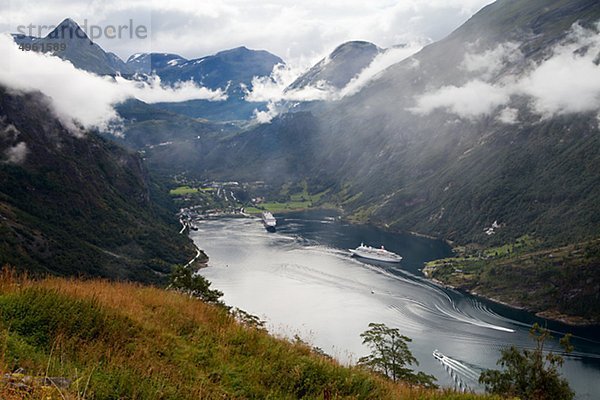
0,88,196,282
425,238,600,324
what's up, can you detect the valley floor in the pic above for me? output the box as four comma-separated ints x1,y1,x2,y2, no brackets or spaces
174,177,600,327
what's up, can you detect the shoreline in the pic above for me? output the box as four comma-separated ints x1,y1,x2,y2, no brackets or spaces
428,276,599,328
182,208,599,328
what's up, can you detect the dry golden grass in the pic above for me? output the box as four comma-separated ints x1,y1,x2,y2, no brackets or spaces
0,268,503,399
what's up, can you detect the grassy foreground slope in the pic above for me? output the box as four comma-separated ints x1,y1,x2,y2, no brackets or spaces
0,270,498,400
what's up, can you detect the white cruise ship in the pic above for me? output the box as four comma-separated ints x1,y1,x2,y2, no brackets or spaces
349,243,402,263
261,212,277,232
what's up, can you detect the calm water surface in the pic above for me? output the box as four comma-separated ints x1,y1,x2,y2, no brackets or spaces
191,211,600,398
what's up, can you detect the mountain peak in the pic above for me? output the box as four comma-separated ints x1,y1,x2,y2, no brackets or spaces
333,40,379,50
46,18,90,41
287,40,381,91
61,18,79,27
214,46,254,58
329,41,381,60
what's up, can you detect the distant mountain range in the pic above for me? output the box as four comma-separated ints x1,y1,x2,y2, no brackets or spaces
126,46,284,121
12,18,285,94
127,46,283,88
11,19,285,121
10,19,389,122
19,4,600,248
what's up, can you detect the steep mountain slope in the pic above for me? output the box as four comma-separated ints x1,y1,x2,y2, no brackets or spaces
13,18,131,76
287,41,382,91
0,87,196,282
309,0,600,245
181,0,600,247
144,112,321,181
113,99,236,150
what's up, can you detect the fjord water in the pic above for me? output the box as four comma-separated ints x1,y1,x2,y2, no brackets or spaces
191,211,600,398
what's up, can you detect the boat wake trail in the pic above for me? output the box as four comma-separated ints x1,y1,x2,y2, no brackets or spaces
434,304,516,333
356,260,516,333
433,350,482,392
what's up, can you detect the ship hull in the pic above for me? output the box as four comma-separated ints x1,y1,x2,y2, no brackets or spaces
264,224,276,232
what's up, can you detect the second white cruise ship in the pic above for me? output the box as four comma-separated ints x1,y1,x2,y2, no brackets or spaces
261,212,277,232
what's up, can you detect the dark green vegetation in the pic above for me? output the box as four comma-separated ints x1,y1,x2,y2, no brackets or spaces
169,265,223,304
0,88,196,282
0,272,499,399
145,112,326,188
358,323,437,388
155,95,264,122
112,99,236,151
425,238,600,324
480,324,574,400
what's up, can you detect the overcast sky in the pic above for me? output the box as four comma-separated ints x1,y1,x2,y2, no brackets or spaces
1,0,493,64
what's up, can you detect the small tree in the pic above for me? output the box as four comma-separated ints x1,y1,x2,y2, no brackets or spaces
169,265,223,304
479,323,574,400
358,323,436,388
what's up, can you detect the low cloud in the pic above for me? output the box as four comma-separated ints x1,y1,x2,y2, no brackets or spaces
496,107,519,124
247,43,424,104
410,23,600,122
252,101,282,124
517,24,600,116
3,141,28,164
246,42,423,123
244,63,337,104
410,80,510,119
0,120,28,164
461,41,522,79
1,121,21,138
0,34,225,132
340,42,425,97
114,75,226,103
